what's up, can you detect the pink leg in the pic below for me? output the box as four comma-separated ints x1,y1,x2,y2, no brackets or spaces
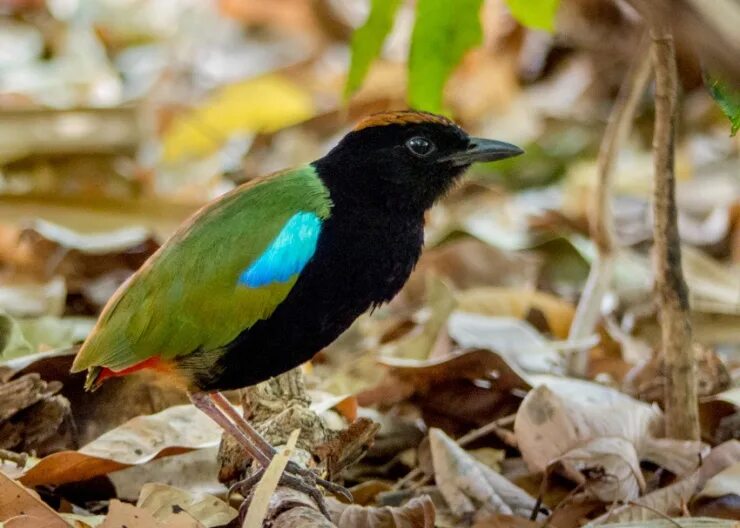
208,392,278,457
204,391,353,503
189,391,271,467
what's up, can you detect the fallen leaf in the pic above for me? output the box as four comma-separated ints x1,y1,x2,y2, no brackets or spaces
401,241,541,310
0,310,33,359
514,377,706,502
587,440,740,524
327,494,436,528
695,462,740,499
20,403,221,487
447,312,563,375
553,436,645,502
308,390,359,423
0,277,66,318
472,513,539,528
456,286,575,339
99,499,197,528
381,277,456,361
29,219,154,255
315,418,380,480
244,428,301,528
429,428,540,520
110,447,223,502
0,471,68,528
137,483,237,528
590,519,739,528
378,348,531,395
706,387,740,407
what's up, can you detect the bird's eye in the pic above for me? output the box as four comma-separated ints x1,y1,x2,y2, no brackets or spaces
405,136,435,158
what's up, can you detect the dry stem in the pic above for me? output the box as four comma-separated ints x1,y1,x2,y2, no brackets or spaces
649,22,699,440
567,34,653,376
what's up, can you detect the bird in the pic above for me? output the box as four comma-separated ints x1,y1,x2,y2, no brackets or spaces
70,110,522,513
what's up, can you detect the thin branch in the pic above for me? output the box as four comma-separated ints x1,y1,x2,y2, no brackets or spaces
567,34,653,376
392,414,516,491
649,20,700,440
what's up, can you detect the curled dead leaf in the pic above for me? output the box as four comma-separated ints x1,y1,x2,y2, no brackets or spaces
136,483,237,527
515,377,706,503
429,428,541,520
0,471,68,528
20,404,221,487
327,494,436,528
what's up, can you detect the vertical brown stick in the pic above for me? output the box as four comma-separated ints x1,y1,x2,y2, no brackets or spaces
650,21,699,440
567,35,653,376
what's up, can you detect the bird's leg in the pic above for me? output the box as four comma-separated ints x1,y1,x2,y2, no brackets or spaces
208,392,277,458
189,392,272,467
208,391,353,503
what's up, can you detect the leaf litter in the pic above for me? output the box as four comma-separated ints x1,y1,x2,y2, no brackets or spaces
0,1,738,527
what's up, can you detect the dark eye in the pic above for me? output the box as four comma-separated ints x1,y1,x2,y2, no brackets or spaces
405,136,435,157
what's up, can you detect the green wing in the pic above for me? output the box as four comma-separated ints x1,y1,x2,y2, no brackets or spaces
71,166,331,374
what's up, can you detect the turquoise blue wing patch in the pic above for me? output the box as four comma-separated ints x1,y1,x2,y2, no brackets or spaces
238,211,322,288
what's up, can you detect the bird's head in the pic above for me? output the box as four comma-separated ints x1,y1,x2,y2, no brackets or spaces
314,110,523,213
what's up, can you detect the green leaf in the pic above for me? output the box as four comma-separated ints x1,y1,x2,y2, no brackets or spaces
505,0,560,31
706,76,740,136
345,0,403,99
408,0,483,113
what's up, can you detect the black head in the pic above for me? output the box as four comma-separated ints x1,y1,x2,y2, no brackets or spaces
313,110,522,214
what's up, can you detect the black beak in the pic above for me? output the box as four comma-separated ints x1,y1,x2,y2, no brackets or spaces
440,137,524,166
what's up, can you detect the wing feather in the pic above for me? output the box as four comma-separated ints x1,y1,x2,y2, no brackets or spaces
72,166,331,373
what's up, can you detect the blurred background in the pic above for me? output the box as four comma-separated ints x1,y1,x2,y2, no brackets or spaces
0,0,738,524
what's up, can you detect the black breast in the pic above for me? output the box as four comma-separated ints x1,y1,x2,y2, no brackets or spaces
196,209,424,391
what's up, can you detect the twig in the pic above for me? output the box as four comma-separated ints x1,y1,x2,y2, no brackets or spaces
0,449,28,468
456,414,516,447
649,19,700,441
567,33,653,376
626,501,684,528
392,414,516,491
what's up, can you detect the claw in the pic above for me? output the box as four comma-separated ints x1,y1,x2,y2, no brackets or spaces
231,464,352,522
284,461,353,503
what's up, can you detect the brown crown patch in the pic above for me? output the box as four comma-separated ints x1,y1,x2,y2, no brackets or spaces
353,111,457,132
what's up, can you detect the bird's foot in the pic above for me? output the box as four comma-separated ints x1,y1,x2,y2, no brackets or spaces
232,464,352,521
284,461,353,503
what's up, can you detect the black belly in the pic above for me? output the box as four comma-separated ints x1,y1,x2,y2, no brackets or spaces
192,214,424,392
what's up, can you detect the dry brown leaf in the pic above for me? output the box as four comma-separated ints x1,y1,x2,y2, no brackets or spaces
137,483,237,527
381,277,456,361
515,377,706,502
590,518,739,528
378,348,531,395
472,513,540,528
696,462,740,500
20,403,221,486
429,428,540,520
553,437,645,501
110,448,223,502
0,277,66,318
0,471,68,528
308,390,359,422
456,287,576,339
315,418,380,480
447,312,563,376
588,440,740,524
327,495,436,528
401,240,541,308
100,499,199,528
